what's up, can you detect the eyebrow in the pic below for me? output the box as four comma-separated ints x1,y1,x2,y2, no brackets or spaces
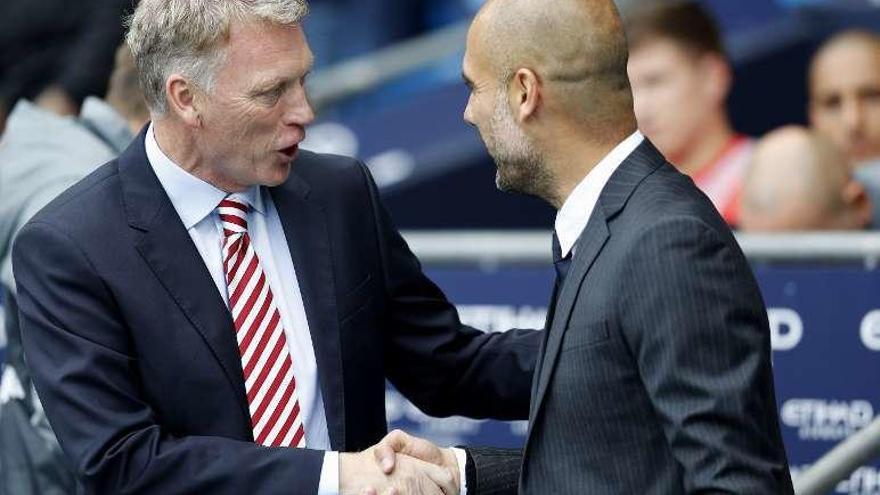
251,65,314,95
250,77,290,95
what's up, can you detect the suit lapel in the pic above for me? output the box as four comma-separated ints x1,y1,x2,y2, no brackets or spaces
120,129,250,424
528,216,609,425
269,179,346,451
529,280,559,403
523,138,666,452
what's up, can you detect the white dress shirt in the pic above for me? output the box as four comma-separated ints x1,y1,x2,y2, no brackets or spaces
144,125,340,493
554,131,644,257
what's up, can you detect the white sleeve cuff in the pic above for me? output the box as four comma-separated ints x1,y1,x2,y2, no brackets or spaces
452,447,468,495
317,451,340,495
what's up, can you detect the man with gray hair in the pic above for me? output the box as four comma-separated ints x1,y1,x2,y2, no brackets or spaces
12,1,538,493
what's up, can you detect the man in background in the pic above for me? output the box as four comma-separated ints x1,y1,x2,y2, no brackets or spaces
810,30,880,166
626,1,751,226
0,0,132,133
809,30,880,228
740,126,875,232
0,44,148,495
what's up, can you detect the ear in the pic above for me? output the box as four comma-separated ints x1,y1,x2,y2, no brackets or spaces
165,73,202,127
701,53,732,106
842,180,872,228
510,68,541,123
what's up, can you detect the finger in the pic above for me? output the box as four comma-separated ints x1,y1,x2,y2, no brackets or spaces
373,442,397,474
380,429,411,453
387,431,444,466
411,457,457,495
360,488,378,495
374,430,413,473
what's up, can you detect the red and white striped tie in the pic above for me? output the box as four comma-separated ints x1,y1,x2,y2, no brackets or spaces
218,196,306,448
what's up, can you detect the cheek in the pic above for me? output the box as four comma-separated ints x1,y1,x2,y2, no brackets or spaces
813,110,843,135
865,104,880,135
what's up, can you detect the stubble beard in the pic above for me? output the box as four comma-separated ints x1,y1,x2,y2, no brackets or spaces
484,90,555,203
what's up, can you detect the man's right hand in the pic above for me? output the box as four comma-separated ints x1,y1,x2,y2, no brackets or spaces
370,430,461,490
339,447,456,495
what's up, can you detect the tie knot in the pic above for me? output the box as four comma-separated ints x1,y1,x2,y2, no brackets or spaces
218,197,250,237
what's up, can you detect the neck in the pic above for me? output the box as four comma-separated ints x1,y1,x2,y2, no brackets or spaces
546,125,636,210
153,119,243,193
671,114,735,176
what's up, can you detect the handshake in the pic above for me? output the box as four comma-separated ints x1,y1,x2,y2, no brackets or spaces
340,430,462,495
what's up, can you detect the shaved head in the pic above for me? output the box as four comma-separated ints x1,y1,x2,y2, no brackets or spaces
470,0,633,134
462,0,637,207
740,126,869,231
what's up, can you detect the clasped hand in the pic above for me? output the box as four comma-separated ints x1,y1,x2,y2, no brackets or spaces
339,430,461,495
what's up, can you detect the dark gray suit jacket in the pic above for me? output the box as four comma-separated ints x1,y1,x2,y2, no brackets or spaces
466,139,793,494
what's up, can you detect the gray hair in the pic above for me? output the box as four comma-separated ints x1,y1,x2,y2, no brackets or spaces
126,0,309,115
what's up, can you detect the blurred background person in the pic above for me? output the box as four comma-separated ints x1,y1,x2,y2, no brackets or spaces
0,44,148,495
809,30,880,167
626,1,751,226
0,0,132,134
740,126,875,232
808,29,880,229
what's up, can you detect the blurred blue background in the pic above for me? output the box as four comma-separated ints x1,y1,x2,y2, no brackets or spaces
297,0,880,229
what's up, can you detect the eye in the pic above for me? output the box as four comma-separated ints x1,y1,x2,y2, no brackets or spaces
257,85,285,105
821,95,841,111
861,88,880,104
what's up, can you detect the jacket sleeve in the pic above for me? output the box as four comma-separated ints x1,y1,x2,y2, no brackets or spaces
13,220,324,495
357,163,540,421
618,216,794,494
464,447,521,495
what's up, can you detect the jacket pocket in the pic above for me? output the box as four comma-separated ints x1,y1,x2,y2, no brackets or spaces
562,320,610,350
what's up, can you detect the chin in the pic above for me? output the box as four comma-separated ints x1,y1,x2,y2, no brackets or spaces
495,168,519,194
260,162,293,187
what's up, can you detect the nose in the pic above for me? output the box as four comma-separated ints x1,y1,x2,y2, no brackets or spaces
283,86,315,128
842,99,865,134
463,96,475,127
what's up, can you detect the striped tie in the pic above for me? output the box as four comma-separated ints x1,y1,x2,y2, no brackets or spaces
218,196,305,448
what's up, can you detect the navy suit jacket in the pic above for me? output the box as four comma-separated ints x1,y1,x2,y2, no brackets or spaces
12,129,539,494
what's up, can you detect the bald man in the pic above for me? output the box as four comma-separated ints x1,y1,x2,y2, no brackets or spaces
740,126,874,231
372,0,794,493
809,30,880,230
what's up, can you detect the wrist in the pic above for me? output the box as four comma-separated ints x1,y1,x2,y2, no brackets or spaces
442,447,462,491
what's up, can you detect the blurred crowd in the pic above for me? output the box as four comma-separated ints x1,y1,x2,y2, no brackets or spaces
624,1,880,232
1,1,878,235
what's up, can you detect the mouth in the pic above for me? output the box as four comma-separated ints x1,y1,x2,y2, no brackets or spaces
277,143,299,161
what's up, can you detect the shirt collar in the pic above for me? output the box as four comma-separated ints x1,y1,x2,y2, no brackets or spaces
144,123,264,230
554,130,644,258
